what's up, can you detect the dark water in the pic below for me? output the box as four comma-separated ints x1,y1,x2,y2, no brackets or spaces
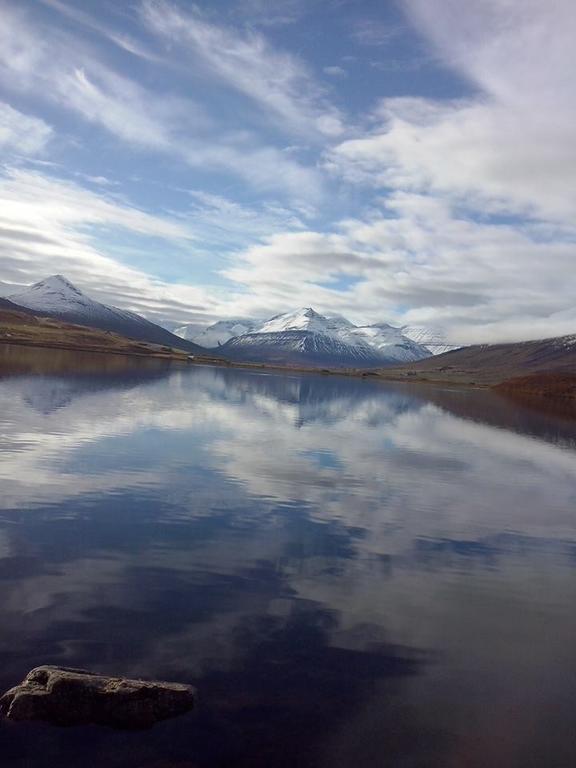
1,345,576,768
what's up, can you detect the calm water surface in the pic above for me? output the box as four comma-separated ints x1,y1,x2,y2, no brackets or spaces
1,346,576,767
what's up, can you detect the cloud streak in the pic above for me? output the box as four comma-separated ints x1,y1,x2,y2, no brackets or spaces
0,102,53,155
331,0,576,223
0,1,322,200
140,0,346,140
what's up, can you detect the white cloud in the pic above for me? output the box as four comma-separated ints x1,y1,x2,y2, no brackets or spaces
330,95,576,223
186,190,307,247
232,0,311,27
140,0,346,140
330,0,576,223
323,66,347,78
351,19,400,47
404,0,575,109
0,102,53,154
221,229,376,318
37,0,161,62
0,1,322,200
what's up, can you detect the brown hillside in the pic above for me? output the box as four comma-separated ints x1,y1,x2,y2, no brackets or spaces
376,334,576,386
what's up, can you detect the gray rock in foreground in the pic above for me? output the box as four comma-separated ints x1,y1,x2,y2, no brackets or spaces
0,666,196,729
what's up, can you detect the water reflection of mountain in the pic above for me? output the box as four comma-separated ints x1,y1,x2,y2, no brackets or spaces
0,344,176,414
1,344,424,423
190,366,576,447
17,372,171,415
2,343,576,447
188,365,426,427
196,363,576,448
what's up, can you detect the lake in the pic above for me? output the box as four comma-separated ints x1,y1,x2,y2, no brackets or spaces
1,345,576,767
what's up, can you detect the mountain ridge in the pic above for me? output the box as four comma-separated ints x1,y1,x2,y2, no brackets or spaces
212,307,432,367
10,275,203,354
174,306,450,367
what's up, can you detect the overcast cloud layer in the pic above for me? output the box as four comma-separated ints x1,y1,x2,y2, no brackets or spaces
0,0,574,342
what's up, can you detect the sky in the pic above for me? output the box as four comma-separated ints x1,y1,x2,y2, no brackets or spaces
0,0,574,342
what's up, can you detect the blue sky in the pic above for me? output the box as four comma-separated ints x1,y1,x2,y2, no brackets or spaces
0,0,575,342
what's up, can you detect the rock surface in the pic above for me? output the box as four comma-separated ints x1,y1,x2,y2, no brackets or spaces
0,666,196,729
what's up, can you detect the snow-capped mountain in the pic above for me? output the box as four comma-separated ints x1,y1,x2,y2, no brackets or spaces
216,308,432,367
181,309,455,362
175,319,258,347
10,275,202,353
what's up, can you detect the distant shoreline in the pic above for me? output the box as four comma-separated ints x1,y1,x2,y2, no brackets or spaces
0,337,187,361
189,354,483,387
189,355,576,401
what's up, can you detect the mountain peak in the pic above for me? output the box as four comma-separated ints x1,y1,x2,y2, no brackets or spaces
31,274,84,295
10,274,91,315
271,307,321,320
258,307,329,335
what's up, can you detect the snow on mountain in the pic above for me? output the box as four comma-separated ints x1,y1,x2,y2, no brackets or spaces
401,325,459,355
172,322,209,342
258,307,334,335
175,319,258,347
10,275,136,326
347,322,429,360
10,275,202,353
558,335,576,349
217,307,432,367
256,309,430,363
